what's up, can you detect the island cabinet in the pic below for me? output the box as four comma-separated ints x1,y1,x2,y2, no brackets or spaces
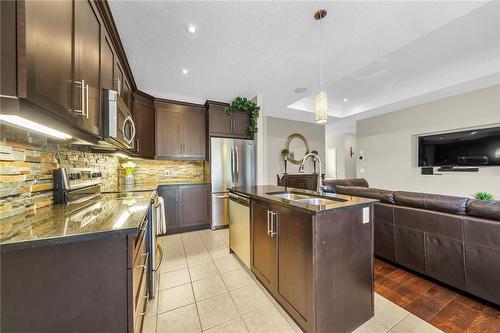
155,101,207,160
205,100,250,139
250,199,374,333
157,184,211,234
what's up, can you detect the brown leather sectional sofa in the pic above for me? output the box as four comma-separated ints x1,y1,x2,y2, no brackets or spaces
323,178,500,306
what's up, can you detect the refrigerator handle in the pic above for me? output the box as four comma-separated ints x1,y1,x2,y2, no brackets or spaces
230,146,235,187
234,145,239,184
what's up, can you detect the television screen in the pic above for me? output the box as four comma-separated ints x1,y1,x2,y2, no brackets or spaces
418,127,500,167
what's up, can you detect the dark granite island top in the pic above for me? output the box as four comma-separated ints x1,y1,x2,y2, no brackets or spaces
0,192,152,252
229,185,378,215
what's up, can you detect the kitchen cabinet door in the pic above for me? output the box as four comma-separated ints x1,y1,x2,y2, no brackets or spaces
101,34,115,91
275,205,313,326
114,61,124,97
208,106,232,137
157,186,179,233
232,110,249,138
74,0,101,136
251,201,277,290
134,95,155,158
182,108,206,159
24,0,76,124
179,185,209,228
156,107,183,158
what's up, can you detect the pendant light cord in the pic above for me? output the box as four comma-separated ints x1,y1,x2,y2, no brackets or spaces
319,14,323,92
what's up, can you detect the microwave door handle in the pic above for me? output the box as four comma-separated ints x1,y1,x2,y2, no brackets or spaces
122,116,135,145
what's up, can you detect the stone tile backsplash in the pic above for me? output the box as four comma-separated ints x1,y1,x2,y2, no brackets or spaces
0,125,206,219
117,159,205,187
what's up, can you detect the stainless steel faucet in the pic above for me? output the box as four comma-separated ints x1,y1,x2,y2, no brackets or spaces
299,152,323,194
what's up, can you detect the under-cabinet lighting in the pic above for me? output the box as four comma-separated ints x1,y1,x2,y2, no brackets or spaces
0,115,72,140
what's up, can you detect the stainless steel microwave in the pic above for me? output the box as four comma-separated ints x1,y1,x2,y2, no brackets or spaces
102,89,135,150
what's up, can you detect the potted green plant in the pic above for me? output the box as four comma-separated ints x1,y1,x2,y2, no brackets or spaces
473,192,494,201
224,97,260,140
281,148,290,174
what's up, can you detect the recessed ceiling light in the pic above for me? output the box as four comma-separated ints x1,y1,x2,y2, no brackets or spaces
294,87,307,93
181,68,189,75
343,98,348,102
186,24,198,34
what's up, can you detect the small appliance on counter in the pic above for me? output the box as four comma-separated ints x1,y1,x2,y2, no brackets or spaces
210,137,256,230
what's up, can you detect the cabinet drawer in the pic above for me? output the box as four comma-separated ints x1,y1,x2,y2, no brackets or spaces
133,249,148,311
134,266,148,333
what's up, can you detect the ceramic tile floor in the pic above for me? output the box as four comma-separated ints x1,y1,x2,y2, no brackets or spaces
143,229,443,333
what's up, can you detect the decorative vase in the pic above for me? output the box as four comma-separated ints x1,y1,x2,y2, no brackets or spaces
124,174,134,186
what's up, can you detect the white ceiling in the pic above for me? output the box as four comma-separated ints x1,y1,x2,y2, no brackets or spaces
109,1,500,130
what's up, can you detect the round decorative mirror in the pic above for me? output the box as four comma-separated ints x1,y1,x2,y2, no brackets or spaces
285,133,310,165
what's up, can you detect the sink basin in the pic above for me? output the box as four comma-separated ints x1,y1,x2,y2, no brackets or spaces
294,197,343,206
267,191,347,205
267,192,310,200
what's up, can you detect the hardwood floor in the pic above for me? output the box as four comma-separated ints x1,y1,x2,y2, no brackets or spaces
374,258,500,333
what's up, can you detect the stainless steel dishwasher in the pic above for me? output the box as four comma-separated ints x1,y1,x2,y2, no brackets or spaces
228,192,251,268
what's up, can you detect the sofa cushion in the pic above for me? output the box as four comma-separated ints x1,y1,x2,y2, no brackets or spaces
335,186,395,204
323,178,369,193
394,191,469,214
467,199,500,221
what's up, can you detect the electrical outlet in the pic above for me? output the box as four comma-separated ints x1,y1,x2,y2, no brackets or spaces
360,168,366,173
164,169,171,176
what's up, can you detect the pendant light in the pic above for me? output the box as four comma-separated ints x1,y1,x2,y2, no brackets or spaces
314,9,328,124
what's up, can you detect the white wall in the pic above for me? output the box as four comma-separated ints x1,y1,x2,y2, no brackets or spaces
325,133,357,179
356,85,500,198
266,117,325,185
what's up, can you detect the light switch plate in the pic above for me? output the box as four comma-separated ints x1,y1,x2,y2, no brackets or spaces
164,169,171,176
363,207,370,224
360,168,366,173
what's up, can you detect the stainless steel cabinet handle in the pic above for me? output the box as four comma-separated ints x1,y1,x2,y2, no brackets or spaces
271,212,277,237
116,77,121,95
74,80,85,115
267,210,271,235
85,84,89,119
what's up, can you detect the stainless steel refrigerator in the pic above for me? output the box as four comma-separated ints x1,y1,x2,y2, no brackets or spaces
210,137,255,229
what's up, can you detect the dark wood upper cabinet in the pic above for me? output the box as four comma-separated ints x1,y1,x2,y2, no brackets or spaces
100,34,115,91
74,0,101,136
206,101,250,139
23,0,76,125
155,101,206,160
133,92,155,158
232,110,250,137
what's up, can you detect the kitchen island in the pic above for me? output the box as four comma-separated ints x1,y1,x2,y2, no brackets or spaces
229,185,378,333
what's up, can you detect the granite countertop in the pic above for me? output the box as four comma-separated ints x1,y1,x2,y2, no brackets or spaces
102,182,210,193
0,192,152,252
229,185,378,215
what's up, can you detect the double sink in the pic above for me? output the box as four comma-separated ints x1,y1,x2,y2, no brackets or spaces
267,191,347,206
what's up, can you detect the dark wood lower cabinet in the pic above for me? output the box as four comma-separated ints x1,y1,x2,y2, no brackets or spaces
157,184,210,234
0,220,149,333
250,199,374,333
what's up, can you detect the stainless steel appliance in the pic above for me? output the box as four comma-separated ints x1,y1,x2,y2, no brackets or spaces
147,190,163,299
229,192,250,268
53,168,103,206
102,89,136,150
210,137,255,229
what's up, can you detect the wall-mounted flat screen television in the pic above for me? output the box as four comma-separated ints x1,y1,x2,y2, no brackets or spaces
418,126,500,167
